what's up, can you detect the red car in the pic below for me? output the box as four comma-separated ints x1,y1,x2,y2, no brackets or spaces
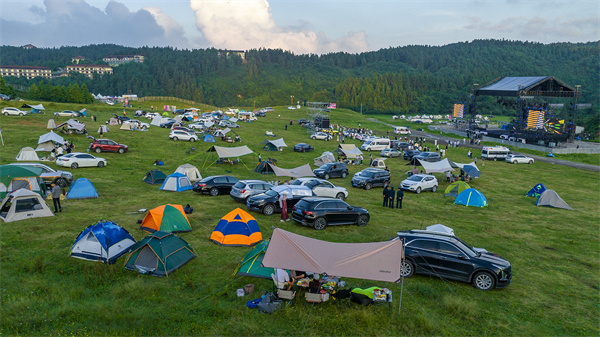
89,139,128,154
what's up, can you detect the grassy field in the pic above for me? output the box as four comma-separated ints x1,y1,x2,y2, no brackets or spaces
0,101,599,336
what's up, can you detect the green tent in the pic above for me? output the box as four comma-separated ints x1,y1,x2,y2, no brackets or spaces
444,181,470,198
0,165,46,199
124,231,196,277
233,239,273,279
254,159,276,174
143,169,167,185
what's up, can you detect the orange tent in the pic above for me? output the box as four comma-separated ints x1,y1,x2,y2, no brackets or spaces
140,204,192,233
210,208,262,246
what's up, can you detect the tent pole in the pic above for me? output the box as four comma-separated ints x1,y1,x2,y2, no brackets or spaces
0,129,4,146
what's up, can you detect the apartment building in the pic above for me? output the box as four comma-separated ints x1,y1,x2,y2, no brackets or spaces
65,64,113,78
102,55,144,66
0,65,53,79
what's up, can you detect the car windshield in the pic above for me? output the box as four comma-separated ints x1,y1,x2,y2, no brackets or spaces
407,175,423,182
357,171,375,177
453,239,479,257
265,190,279,197
363,140,372,145
233,181,246,188
319,164,333,170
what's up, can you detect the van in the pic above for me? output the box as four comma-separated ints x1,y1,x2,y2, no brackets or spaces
481,146,511,161
393,126,411,135
360,138,391,152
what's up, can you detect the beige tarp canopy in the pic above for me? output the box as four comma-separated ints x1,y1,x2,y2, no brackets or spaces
447,159,478,170
336,144,363,159
418,158,455,173
210,145,254,158
262,228,404,283
268,163,315,178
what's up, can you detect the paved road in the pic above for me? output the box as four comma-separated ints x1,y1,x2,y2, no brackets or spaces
368,118,600,172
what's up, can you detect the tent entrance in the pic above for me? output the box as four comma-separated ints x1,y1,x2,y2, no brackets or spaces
135,246,158,273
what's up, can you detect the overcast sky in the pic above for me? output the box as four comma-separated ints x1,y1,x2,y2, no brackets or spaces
0,0,597,54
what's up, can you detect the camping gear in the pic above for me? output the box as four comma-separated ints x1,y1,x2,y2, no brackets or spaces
159,172,193,192
444,181,470,198
313,151,335,166
0,165,46,199
351,287,382,306
261,138,287,151
536,189,573,210
143,169,167,185
70,220,136,264
97,125,110,133
244,284,255,295
257,292,282,314
417,158,455,174
527,183,547,197
234,239,273,279
16,147,40,161
38,131,65,145
47,119,56,130
123,231,196,277
140,204,192,233
0,188,54,222
455,188,487,207
66,178,99,199
210,208,262,246
426,224,455,235
175,163,202,182
183,204,194,214
254,159,276,174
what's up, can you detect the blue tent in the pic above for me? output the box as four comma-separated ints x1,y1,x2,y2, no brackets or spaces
159,172,193,192
527,183,546,197
455,188,487,207
70,220,136,264
66,178,99,199
203,134,215,142
462,165,480,178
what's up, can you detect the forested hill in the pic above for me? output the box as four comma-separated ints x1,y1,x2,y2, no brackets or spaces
1,40,597,114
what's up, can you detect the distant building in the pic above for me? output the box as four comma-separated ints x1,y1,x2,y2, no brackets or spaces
22,44,36,49
217,50,246,62
65,64,113,78
0,65,52,79
102,55,144,66
71,56,86,64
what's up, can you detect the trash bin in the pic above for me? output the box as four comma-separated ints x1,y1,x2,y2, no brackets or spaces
244,284,255,295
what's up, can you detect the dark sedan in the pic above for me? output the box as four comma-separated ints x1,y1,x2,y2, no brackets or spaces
246,185,313,216
291,197,370,230
293,143,314,152
403,149,421,160
192,175,239,196
160,120,177,128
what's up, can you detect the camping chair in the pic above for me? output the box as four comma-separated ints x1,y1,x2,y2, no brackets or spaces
331,288,353,307
305,292,329,307
270,274,296,305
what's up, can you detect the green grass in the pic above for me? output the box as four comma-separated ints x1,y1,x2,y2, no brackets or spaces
0,101,599,336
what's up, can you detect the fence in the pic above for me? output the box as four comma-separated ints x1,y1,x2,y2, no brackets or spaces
138,96,216,111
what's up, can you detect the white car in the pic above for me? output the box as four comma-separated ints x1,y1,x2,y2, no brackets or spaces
188,122,208,130
169,130,198,142
219,120,240,128
106,101,115,106
505,154,534,164
54,110,80,117
123,120,150,128
2,107,28,116
56,152,107,169
291,178,348,199
400,174,438,193
310,132,330,141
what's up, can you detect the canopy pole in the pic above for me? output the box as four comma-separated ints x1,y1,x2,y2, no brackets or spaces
0,129,4,146
398,259,404,314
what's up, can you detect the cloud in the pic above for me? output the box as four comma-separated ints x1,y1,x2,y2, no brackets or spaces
0,0,189,48
189,0,368,54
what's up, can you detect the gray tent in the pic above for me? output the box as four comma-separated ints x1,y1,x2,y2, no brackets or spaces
0,189,54,222
314,151,335,166
268,163,315,178
536,190,573,210
38,131,65,145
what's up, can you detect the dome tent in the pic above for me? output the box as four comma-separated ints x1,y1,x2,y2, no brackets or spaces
143,169,167,185
159,172,192,192
536,189,573,210
124,231,196,277
175,163,202,182
210,208,262,246
140,204,191,233
70,220,136,264
66,178,99,199
16,147,40,161
455,188,487,207
444,181,470,198
0,189,54,222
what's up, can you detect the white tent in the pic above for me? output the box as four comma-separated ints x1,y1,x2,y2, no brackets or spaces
268,163,315,178
426,224,455,235
97,125,110,133
120,123,135,131
175,164,202,182
107,118,120,125
35,141,55,152
336,144,362,159
229,117,238,123
16,147,40,161
65,119,86,132
314,152,335,166
151,116,163,126
0,189,54,222
418,158,455,173
47,119,56,130
448,159,478,170
204,121,214,128
38,131,65,145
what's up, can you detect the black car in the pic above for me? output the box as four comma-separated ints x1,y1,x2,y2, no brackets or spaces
246,185,314,216
112,113,130,122
312,163,349,179
291,197,369,230
395,142,410,151
192,175,239,196
397,229,512,291
298,118,310,125
160,120,176,128
256,111,266,117
351,168,390,190
293,143,314,152
403,149,421,160
414,152,441,162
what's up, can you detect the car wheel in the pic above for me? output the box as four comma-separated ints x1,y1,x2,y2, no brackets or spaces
313,217,327,230
365,183,372,190
3,112,7,116
95,147,102,153
473,271,495,291
401,260,414,278
416,187,421,194
335,192,345,200
19,113,24,116
513,160,517,164
324,174,330,180
71,163,79,169
209,188,219,196
98,161,105,168
356,215,368,227
262,204,275,216
118,148,125,154
494,158,497,161
432,185,437,193
190,138,196,142
341,172,347,178
528,160,533,164
301,148,305,152
173,136,178,141
54,178,68,188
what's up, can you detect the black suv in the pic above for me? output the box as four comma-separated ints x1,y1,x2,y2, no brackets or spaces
192,175,239,196
246,185,314,216
292,197,369,230
397,229,512,291
395,142,410,151
414,152,441,162
312,162,349,179
403,149,421,160
351,168,390,190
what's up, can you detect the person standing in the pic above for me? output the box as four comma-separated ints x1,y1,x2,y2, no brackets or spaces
369,154,373,166
280,192,289,222
474,156,477,165
388,186,395,208
51,183,62,213
258,153,262,163
382,186,389,207
396,187,404,209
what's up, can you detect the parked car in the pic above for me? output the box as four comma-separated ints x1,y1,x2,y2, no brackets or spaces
219,120,240,128
255,111,266,117
246,185,314,216
505,154,534,164
291,178,348,199
56,152,106,169
397,228,512,290
171,126,195,133
193,175,239,196
395,142,410,151
400,174,438,193
310,132,331,141
293,143,314,152
312,162,349,179
7,162,73,187
298,118,310,125
187,122,208,130
403,149,421,160
160,120,176,128
380,148,401,158
230,180,274,202
89,139,128,154
112,114,130,122
291,197,369,230
2,107,28,116
351,168,391,190
54,110,80,117
169,130,198,142
414,152,441,162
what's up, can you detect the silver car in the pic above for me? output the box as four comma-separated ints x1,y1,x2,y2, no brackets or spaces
291,177,348,199
230,179,274,202
505,154,534,164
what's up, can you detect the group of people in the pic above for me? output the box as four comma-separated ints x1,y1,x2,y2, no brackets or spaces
275,268,334,294
382,185,404,209
50,141,74,160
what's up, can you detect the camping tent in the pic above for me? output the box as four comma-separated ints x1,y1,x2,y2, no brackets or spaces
455,188,487,207
97,125,110,133
120,123,135,131
123,231,196,277
233,239,273,279
527,183,547,197
47,119,56,130
175,164,202,182
444,181,470,197
425,224,455,235
107,118,119,125
255,159,276,174
66,178,99,199
314,152,335,166
210,208,262,246
213,128,231,137
0,165,45,199
140,204,192,233
462,165,480,178
38,131,65,145
261,138,287,151
536,189,573,210
0,189,54,222
35,141,55,152
262,228,403,283
268,163,315,178
16,147,40,161
159,173,193,192
151,116,163,126
417,158,454,174
203,134,215,142
143,169,167,185
336,144,362,159
447,160,478,169
70,220,136,264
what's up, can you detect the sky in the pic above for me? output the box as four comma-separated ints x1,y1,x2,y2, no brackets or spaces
0,0,598,54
